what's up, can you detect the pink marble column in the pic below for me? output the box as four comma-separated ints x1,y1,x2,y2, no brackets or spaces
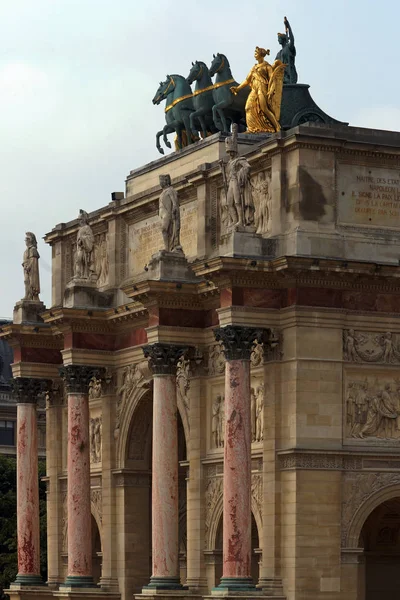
214,326,263,591
13,378,45,586
143,343,187,590
61,365,101,588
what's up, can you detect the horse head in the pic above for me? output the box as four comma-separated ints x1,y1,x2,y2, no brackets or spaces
152,75,176,105
209,53,230,77
187,61,208,85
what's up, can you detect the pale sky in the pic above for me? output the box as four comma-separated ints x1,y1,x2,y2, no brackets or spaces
1,0,400,317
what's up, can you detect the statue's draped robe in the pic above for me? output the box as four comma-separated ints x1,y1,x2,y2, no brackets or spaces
244,60,285,133
226,157,255,226
75,224,95,279
276,44,297,84
23,245,40,300
159,186,181,252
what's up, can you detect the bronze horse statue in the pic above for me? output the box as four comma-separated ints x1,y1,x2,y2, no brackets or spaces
186,61,219,137
209,53,248,132
152,75,198,154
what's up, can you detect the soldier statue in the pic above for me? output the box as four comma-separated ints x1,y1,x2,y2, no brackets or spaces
276,16,298,84
158,174,182,253
219,124,255,229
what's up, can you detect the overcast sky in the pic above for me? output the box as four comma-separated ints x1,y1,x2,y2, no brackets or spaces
1,0,399,317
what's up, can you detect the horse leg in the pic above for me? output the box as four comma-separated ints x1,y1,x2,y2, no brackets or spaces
156,130,165,155
182,113,195,145
198,114,208,138
212,103,230,133
163,126,172,149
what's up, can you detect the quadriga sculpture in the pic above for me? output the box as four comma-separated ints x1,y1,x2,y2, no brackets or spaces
152,75,198,154
209,53,248,133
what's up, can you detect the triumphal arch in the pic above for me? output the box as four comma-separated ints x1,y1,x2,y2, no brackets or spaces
4,26,400,600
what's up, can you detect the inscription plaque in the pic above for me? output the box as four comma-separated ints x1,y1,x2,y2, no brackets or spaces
338,164,400,229
129,201,198,275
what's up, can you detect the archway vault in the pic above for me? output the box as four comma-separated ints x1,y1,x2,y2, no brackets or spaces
117,380,189,469
344,477,400,549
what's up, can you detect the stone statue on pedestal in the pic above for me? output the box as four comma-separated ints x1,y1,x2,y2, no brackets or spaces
74,209,96,280
22,232,41,302
219,124,255,230
159,174,182,253
276,16,298,84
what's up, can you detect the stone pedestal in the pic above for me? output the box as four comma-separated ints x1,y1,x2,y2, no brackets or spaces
219,230,264,259
53,590,121,600
12,377,50,587
280,83,345,129
13,300,45,324
60,365,103,588
141,250,197,283
142,344,188,591
212,327,265,595
63,279,112,309
7,586,54,600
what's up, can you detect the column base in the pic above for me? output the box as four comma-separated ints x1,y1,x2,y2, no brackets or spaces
143,577,185,591
61,576,97,588
213,578,261,594
12,575,44,587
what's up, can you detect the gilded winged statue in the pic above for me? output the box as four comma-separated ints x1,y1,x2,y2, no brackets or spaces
231,46,286,133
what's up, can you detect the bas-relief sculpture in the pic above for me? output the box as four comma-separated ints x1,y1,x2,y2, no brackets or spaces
276,16,298,84
90,417,102,463
95,232,109,287
211,393,225,448
230,46,285,134
115,361,150,435
89,376,102,400
251,384,264,443
343,329,400,364
207,342,225,376
346,378,400,440
219,124,255,231
159,174,183,254
176,354,190,410
74,209,96,281
252,171,271,234
22,232,41,302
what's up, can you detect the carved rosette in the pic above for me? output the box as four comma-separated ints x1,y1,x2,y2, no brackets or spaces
12,377,52,404
142,343,188,375
214,325,267,361
60,365,104,395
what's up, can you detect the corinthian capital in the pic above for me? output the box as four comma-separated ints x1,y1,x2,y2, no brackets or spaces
142,343,188,376
214,326,267,361
12,377,52,404
60,365,104,394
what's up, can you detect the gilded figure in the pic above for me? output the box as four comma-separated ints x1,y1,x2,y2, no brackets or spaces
22,232,41,302
231,46,285,133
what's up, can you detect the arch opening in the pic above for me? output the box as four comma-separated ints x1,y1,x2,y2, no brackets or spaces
360,497,400,600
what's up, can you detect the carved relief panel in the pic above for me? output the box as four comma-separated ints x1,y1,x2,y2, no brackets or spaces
343,329,400,364
251,170,271,235
344,370,400,444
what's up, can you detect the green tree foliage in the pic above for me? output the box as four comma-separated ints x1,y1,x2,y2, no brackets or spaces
0,456,47,590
